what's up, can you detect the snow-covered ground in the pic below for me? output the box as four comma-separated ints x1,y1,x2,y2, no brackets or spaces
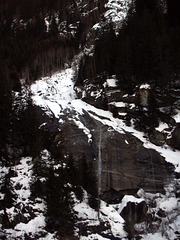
0,154,128,240
1,156,179,239
105,0,132,26
0,157,49,239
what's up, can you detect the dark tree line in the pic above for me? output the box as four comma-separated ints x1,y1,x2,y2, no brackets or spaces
77,0,180,91
0,0,78,159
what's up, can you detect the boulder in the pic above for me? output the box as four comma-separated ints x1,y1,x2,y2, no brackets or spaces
120,200,148,224
148,129,166,146
121,200,148,239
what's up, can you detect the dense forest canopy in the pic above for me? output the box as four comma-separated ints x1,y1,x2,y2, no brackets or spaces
77,0,180,90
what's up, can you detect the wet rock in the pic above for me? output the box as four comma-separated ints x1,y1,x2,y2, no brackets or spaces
56,111,173,202
100,128,171,196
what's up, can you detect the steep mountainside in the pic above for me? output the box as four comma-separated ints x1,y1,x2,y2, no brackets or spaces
0,0,180,239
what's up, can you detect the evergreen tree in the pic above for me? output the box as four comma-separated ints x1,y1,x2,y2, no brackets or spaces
167,0,180,25
77,156,98,209
0,168,16,228
46,166,75,237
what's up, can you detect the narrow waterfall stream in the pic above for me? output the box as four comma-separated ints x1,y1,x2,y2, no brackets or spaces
150,155,156,191
98,127,102,216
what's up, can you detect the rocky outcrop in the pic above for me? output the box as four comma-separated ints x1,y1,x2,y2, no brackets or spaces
98,127,172,197
53,111,173,202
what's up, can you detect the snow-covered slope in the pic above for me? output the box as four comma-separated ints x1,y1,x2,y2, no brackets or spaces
31,67,180,172
105,0,132,25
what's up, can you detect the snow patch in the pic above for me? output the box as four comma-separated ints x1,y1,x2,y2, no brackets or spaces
15,215,46,234
139,83,151,89
157,197,178,213
105,78,117,88
109,101,126,107
141,232,166,240
113,195,144,214
105,0,131,25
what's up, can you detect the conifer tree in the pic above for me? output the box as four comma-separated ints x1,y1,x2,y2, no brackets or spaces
45,165,75,237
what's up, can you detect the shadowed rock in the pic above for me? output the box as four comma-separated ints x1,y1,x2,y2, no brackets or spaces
53,110,174,202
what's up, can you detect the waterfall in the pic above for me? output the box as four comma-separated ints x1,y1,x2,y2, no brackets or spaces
150,155,156,191
98,127,102,216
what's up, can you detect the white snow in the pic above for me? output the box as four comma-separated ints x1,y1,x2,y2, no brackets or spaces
100,201,126,238
109,101,126,107
92,23,101,30
31,68,76,118
156,122,169,132
141,232,166,240
125,140,129,144
11,157,33,201
2,156,47,239
139,83,151,89
104,0,131,26
106,78,117,88
80,234,110,240
74,193,127,239
15,215,46,233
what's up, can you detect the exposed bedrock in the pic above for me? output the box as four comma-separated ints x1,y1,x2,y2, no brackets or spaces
54,111,174,202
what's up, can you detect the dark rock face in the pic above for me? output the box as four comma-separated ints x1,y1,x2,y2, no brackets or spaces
99,129,171,195
54,111,173,202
